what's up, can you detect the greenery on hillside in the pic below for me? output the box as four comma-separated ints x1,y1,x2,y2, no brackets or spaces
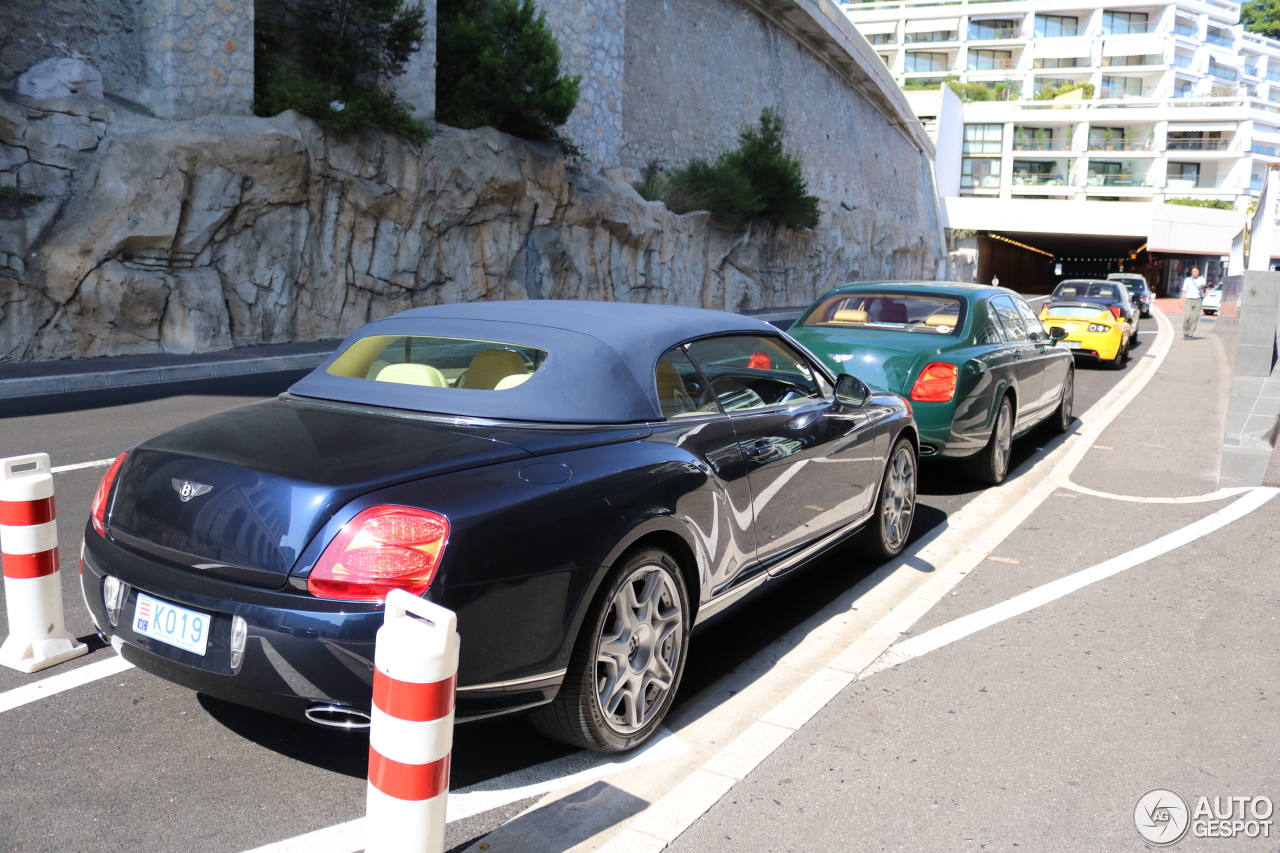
255,0,430,141
1242,0,1280,37
657,108,821,232
436,0,581,148
1165,198,1236,211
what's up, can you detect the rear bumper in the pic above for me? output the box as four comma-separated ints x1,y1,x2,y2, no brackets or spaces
80,530,561,727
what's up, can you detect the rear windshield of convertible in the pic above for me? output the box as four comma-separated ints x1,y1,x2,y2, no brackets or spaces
1043,306,1108,319
798,292,965,335
326,335,548,390
1055,282,1118,299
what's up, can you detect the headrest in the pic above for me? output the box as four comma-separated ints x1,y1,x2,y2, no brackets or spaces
832,308,869,324
375,363,448,387
463,349,528,390
924,313,960,327
494,373,531,390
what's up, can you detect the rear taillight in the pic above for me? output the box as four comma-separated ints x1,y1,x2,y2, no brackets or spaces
90,453,128,536
910,362,959,403
308,506,449,601
1110,305,1122,319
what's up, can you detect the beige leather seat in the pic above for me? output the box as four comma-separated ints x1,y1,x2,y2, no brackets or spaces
494,373,530,390
366,359,391,379
924,313,960,328
375,363,449,387
462,349,528,390
655,360,696,417
831,308,869,324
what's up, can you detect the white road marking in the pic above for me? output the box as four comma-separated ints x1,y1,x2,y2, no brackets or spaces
237,729,690,853
51,458,115,473
864,486,1279,676
0,654,134,714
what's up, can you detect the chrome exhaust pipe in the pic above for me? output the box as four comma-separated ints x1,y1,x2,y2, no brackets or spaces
305,704,372,730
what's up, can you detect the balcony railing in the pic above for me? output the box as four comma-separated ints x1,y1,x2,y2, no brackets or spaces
1206,31,1235,48
968,27,1020,40
1209,65,1239,82
968,58,1015,70
960,175,1002,189
1252,143,1279,156
1098,86,1161,99
1167,139,1232,151
1268,71,1280,82
1012,173,1069,186
1245,64,1260,77
905,31,957,42
1103,21,1154,34
1173,55,1194,69
1174,23,1198,38
1087,173,1145,187
1013,139,1068,151
1034,26,1079,37
1088,139,1144,151
1166,176,1239,189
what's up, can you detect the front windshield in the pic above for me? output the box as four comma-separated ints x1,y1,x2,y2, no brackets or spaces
798,291,966,335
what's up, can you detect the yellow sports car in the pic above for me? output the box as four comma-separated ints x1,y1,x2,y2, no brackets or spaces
1039,300,1134,369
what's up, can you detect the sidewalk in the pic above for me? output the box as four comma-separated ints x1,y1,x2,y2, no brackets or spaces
0,306,809,401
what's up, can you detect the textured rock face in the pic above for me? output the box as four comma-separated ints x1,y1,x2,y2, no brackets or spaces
16,59,105,101
0,105,940,363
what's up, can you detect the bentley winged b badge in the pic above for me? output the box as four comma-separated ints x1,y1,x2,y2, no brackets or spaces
171,479,214,502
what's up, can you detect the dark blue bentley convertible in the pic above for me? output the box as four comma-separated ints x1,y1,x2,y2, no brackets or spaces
82,301,918,752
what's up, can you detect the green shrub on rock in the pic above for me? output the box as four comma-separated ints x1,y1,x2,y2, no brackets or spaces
436,0,581,147
664,108,820,232
255,0,430,141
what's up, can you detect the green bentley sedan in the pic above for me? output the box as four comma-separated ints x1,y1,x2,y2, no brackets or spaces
789,282,1074,484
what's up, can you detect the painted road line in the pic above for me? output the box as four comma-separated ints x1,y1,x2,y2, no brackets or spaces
865,486,1279,676
239,728,690,853
587,303,1180,853
0,654,134,714
50,458,115,474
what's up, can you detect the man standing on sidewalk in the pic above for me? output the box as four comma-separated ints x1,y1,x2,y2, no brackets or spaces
1181,266,1206,339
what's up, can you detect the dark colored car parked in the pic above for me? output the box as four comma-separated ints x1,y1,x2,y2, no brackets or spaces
1107,273,1152,318
82,301,918,752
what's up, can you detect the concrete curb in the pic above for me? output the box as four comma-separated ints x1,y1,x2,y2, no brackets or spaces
0,352,331,400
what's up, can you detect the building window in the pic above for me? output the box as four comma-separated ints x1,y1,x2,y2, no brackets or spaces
1034,57,1085,69
1168,132,1226,151
868,33,896,45
1206,27,1233,47
1088,126,1130,150
1088,161,1133,186
1013,127,1055,150
905,30,958,43
1102,55,1162,67
1174,80,1195,98
1168,162,1201,186
963,123,1004,153
968,49,1013,70
968,18,1018,40
1208,62,1238,82
1012,160,1062,185
1034,14,1078,37
905,51,949,73
879,53,893,66
1102,11,1148,35
1100,76,1144,98
961,157,1002,189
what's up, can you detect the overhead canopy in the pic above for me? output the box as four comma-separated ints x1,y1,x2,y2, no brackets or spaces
859,20,898,35
1035,38,1092,59
905,17,957,32
1167,122,1238,132
1102,37,1165,57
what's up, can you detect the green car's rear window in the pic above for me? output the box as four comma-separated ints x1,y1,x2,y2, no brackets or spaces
799,292,965,335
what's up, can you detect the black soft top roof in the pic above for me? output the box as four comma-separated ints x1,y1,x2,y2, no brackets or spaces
289,300,782,423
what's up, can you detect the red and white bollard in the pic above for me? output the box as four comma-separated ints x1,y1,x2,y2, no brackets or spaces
0,453,87,673
366,589,459,853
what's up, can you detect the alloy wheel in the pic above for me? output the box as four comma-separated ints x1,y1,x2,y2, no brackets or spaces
880,444,917,552
594,565,684,734
994,402,1013,476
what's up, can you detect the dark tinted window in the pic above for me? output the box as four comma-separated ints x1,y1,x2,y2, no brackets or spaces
685,335,824,413
655,347,720,418
1014,299,1048,341
990,296,1028,341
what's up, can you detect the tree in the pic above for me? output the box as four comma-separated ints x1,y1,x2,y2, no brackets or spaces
1242,0,1280,37
255,0,430,140
435,0,581,145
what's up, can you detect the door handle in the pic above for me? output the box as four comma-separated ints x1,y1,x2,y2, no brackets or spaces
744,441,775,461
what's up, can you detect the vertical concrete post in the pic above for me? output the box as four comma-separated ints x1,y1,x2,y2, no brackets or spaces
137,0,255,119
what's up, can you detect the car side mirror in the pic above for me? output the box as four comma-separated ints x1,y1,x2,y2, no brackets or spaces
1049,326,1068,341
835,373,871,407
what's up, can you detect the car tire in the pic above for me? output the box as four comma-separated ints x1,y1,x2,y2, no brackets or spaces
1049,367,1074,434
858,436,918,560
530,547,690,753
1108,337,1125,370
964,396,1014,485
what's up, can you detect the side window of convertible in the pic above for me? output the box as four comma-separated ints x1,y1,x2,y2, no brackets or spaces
656,348,720,418
990,296,1028,342
684,335,824,413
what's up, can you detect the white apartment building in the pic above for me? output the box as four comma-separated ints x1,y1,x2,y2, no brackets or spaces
842,0,1270,291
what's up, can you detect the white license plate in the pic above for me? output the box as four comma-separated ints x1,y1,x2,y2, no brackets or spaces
133,593,210,656
1063,340,1082,349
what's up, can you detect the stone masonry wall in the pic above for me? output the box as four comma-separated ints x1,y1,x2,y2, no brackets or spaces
0,104,938,362
134,0,255,120
623,0,932,234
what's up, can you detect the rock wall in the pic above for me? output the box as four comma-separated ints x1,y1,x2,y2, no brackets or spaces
622,0,932,231
0,99,939,362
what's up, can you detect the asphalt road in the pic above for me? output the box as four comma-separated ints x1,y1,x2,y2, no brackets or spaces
0,319,1149,853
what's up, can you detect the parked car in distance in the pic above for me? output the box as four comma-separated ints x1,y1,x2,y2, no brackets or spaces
1048,279,1140,334
1039,300,1134,369
82,301,919,753
1203,285,1222,315
1107,272,1152,318
788,282,1074,486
